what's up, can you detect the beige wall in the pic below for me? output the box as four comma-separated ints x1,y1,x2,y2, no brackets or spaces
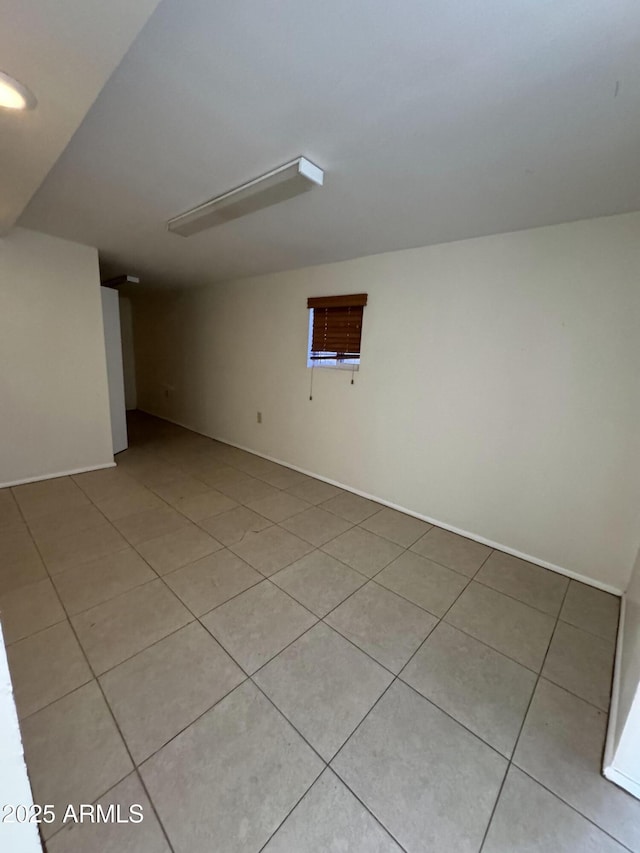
133,212,640,592
0,227,113,485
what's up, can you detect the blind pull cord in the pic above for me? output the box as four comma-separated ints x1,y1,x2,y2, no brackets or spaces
309,365,315,401
351,364,355,385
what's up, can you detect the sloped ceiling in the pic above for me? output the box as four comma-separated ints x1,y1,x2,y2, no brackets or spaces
0,0,161,233
18,0,640,287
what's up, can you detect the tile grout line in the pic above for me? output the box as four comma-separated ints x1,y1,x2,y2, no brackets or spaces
8,470,615,725
170,556,416,851
12,572,611,750
477,579,573,852
128,417,627,840
326,548,544,850
3,419,624,851
508,764,636,853
312,557,498,847
32,475,215,853
7,494,176,853
253,670,410,853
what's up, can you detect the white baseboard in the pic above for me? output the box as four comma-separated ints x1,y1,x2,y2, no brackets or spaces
603,766,640,801
0,461,116,489
140,408,623,596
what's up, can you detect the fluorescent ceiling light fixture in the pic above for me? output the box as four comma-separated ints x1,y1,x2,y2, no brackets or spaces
168,157,324,237
102,274,140,287
0,71,37,111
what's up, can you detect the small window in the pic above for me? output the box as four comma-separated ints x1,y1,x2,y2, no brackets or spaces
307,293,368,369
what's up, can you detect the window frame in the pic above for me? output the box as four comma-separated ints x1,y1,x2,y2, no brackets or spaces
306,308,361,370
306,293,367,371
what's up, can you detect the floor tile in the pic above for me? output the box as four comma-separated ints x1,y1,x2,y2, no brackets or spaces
0,519,27,539
401,622,536,757
514,679,640,851
193,460,236,485
476,550,569,615
560,580,620,642
171,489,238,521
136,524,222,574
52,548,156,615
0,488,22,528
173,454,224,478
211,472,280,504
322,527,403,577
7,621,93,718
198,465,251,492
285,479,344,505
320,492,381,524
281,506,353,546
140,681,323,853
332,680,506,853
95,488,165,522
198,505,271,546
542,621,615,711
38,523,129,576
28,504,106,544
21,414,630,853
126,459,184,489
13,478,91,520
271,550,365,617
21,682,133,839
326,582,437,673
0,578,65,643
46,773,171,853
113,505,190,545
201,581,316,673
73,467,145,502
228,454,277,478
263,768,402,853
13,475,80,501
360,507,431,547
410,527,491,577
72,580,192,674
445,582,555,671
0,520,31,552
151,475,210,504
229,525,314,576
246,491,311,522
253,464,308,490
0,527,47,594
255,623,392,759
100,622,245,763
164,549,262,616
376,550,468,617
483,766,627,853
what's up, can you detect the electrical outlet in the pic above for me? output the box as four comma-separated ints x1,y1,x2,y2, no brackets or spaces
257,411,262,424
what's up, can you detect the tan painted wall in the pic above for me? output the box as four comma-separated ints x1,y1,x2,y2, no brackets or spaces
133,212,640,592
0,227,113,485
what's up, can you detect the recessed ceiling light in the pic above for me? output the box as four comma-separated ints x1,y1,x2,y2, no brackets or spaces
0,71,37,111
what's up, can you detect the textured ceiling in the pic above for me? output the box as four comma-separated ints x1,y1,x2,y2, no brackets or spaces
19,0,640,287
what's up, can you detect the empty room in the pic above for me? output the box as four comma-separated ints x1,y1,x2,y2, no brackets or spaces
1,1,640,851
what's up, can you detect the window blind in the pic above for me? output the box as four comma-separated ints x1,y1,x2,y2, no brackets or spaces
307,294,368,359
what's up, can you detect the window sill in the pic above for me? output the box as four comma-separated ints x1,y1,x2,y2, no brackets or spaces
307,362,360,371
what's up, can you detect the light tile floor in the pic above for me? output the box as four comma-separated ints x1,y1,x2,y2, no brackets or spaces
0,411,635,852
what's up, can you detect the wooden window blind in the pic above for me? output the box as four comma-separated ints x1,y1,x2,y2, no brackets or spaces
307,293,368,360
